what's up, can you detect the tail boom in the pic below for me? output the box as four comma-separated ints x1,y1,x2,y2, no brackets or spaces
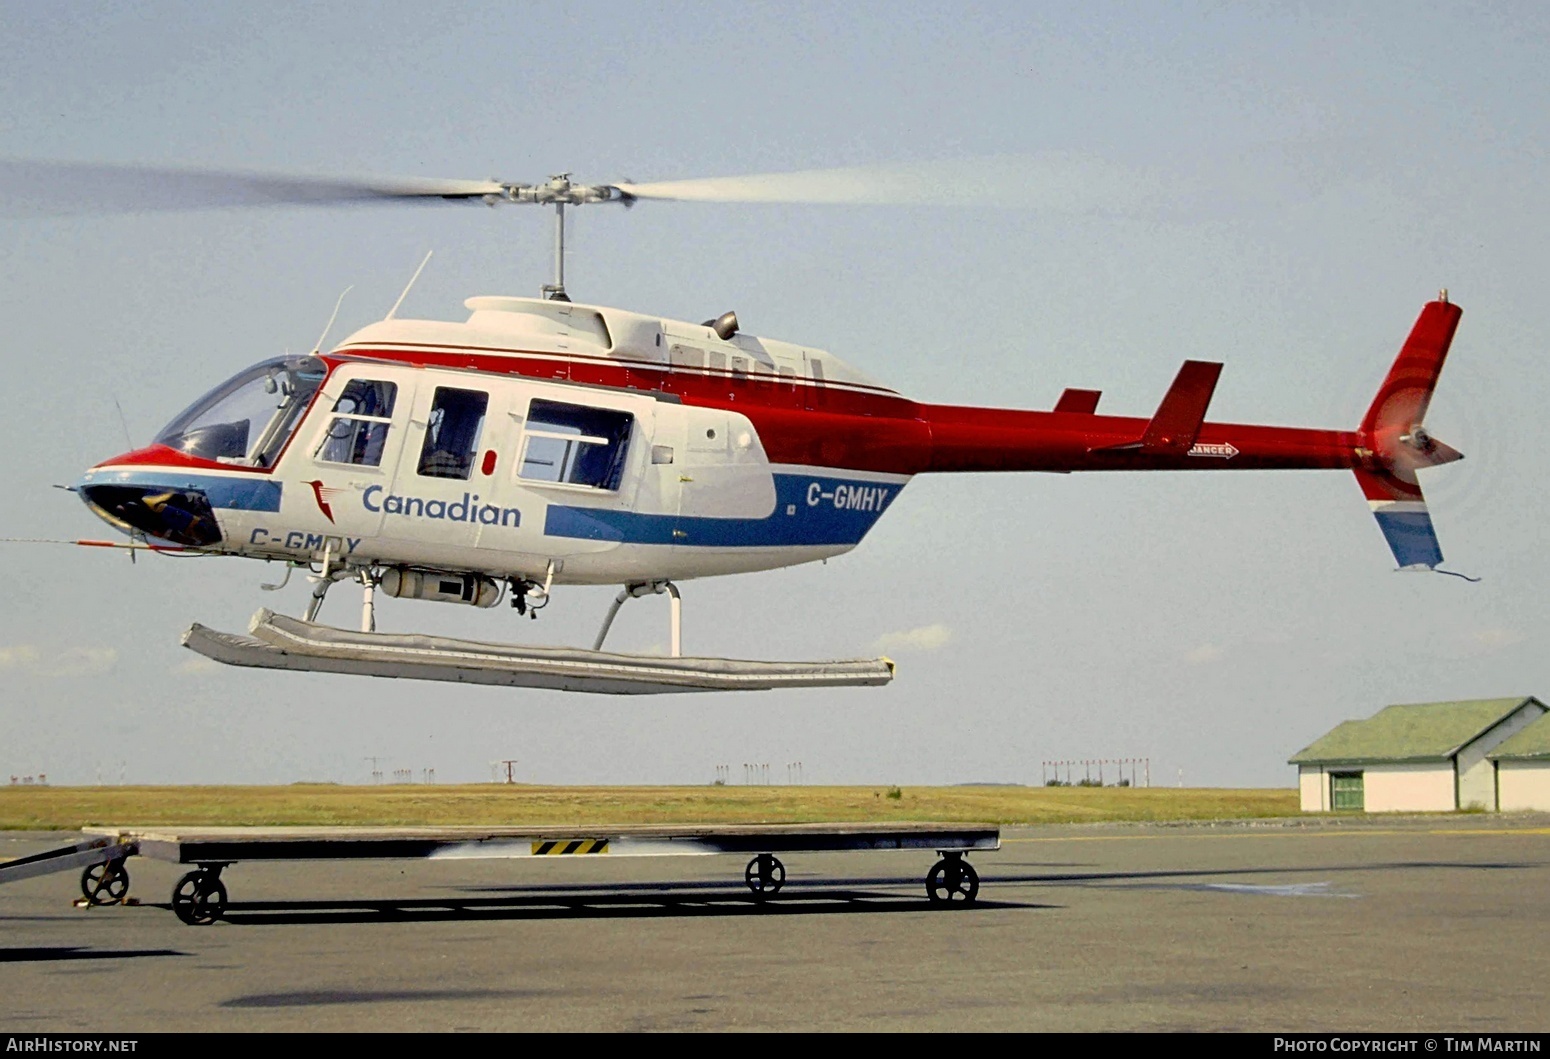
919,407,1360,474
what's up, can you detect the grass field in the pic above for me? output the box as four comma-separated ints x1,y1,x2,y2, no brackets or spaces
0,784,1299,831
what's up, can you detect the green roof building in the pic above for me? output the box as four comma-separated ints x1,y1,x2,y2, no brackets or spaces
1488,712,1550,811
1290,697,1547,812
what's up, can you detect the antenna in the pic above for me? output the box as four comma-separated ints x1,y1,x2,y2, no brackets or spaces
312,285,354,354
110,397,134,450
385,250,434,320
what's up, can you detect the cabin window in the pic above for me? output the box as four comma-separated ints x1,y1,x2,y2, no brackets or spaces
417,387,488,480
316,379,397,467
518,398,633,491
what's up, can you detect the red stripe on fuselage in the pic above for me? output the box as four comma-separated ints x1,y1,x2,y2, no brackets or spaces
91,443,245,472
331,345,1363,477
334,345,932,474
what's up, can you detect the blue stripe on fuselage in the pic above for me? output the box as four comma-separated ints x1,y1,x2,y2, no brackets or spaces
78,469,283,512
544,474,902,547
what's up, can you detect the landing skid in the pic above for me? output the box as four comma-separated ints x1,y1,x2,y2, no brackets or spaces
183,609,895,694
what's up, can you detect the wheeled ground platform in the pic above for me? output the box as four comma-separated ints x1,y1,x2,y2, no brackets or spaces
1,822,998,925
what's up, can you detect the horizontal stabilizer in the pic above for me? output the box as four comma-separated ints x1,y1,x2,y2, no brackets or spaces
1141,360,1222,455
1087,360,1223,454
1054,388,1101,414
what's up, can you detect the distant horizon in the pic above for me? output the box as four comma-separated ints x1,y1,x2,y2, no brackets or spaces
3,779,1296,790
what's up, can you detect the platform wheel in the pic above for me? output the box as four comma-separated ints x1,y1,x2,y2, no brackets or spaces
171,869,228,926
744,854,786,897
80,860,130,906
926,856,979,906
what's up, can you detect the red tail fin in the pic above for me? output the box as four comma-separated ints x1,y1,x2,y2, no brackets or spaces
1359,295,1463,457
1355,295,1465,569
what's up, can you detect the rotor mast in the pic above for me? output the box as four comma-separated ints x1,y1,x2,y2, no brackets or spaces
547,201,567,301
483,173,634,302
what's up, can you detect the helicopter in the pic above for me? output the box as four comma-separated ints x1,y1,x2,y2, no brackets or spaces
11,162,1467,693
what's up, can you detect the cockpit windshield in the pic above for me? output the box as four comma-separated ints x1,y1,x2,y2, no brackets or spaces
154,356,326,467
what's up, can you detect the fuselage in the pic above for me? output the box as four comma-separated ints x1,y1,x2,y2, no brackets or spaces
76,294,1370,586
78,297,922,584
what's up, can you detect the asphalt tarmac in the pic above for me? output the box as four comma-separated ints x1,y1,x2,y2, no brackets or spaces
3,815,1548,1032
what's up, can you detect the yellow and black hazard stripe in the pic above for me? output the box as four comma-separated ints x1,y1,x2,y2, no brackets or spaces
531,838,609,856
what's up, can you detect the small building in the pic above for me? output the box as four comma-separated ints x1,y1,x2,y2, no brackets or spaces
1290,697,1547,812
1489,712,1550,811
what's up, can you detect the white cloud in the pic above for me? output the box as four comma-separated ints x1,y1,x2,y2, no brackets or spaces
0,644,118,677
0,645,42,670
1469,629,1525,652
1184,643,1226,665
173,656,221,675
872,623,953,655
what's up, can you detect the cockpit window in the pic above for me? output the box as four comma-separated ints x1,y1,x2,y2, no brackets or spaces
155,356,326,467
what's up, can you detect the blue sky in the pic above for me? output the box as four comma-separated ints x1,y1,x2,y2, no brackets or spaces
1,2,1545,787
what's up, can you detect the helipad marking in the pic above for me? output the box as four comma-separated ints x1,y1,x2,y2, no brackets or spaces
531,838,609,855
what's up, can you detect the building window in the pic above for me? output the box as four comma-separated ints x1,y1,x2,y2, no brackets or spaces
417,387,488,480
1330,771,1364,811
317,379,397,467
518,399,633,490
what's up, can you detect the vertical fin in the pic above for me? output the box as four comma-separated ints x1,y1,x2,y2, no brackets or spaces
1360,298,1463,453
1354,296,1465,571
1354,467,1442,569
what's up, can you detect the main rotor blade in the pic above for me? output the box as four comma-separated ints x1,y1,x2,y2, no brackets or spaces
0,159,506,216
614,155,1167,211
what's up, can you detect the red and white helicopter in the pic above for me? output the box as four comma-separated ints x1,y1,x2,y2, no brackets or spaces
19,163,1466,693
